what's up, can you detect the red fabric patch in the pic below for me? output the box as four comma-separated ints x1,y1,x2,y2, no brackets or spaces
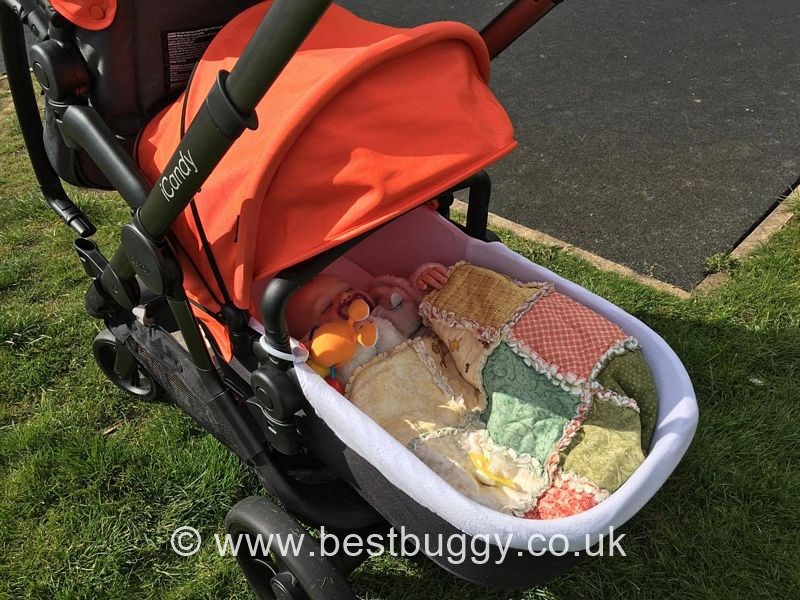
511,292,626,380
524,482,599,520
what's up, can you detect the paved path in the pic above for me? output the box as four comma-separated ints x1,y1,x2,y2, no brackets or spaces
4,0,799,288
342,0,800,288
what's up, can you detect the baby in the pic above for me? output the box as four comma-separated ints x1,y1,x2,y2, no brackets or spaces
286,263,448,341
286,263,448,384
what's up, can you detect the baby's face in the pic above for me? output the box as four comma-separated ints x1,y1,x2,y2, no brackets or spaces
285,274,365,340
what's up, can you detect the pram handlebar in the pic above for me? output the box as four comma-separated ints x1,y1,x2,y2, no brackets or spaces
481,0,563,60
97,0,333,312
136,0,332,240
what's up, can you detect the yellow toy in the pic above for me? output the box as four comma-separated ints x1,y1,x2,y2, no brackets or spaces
307,298,377,392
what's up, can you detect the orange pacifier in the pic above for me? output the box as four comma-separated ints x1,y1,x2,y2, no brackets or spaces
346,298,377,348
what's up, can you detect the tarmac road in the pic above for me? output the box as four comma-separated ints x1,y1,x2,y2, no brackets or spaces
3,0,799,288
343,0,800,289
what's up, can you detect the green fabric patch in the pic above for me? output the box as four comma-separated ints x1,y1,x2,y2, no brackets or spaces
561,397,645,492
596,349,658,451
483,342,580,464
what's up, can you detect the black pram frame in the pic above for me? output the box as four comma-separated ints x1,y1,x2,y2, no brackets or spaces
0,1,575,598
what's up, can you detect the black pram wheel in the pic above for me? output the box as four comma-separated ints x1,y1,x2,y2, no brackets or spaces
92,329,163,402
225,496,355,600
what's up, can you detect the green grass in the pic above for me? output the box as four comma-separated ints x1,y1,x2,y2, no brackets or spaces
2,79,799,599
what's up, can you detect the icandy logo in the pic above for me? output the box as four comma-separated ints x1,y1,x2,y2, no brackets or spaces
159,150,198,200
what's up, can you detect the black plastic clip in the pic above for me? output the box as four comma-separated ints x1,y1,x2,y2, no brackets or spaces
76,237,139,318
120,211,181,297
249,362,304,455
220,304,258,366
74,237,108,280
205,71,259,140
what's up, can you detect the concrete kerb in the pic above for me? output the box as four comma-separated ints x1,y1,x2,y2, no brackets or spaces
458,190,796,299
454,199,692,299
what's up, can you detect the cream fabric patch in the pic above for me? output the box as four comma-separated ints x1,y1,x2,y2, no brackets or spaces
347,337,484,445
424,263,540,333
425,322,491,390
412,426,547,515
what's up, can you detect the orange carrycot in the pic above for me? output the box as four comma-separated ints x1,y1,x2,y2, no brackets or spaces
136,1,516,358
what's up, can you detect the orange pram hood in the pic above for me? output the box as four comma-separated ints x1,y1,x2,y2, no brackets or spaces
48,1,117,30
137,1,516,357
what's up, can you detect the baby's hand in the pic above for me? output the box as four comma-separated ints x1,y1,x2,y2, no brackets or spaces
415,265,448,291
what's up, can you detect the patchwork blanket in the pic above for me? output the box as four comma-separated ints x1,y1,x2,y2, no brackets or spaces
346,263,658,519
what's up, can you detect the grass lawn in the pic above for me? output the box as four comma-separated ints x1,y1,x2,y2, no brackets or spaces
1,79,799,599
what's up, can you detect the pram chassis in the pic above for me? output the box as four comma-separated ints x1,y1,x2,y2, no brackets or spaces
1,0,611,597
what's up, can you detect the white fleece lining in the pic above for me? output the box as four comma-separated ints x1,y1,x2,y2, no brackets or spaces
280,210,697,551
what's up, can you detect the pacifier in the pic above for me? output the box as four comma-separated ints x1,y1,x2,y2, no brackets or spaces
336,291,374,321
346,298,377,348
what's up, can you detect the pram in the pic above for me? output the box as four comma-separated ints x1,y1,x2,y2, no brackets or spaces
0,0,698,597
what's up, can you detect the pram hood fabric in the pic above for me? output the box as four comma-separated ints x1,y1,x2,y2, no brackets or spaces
49,1,117,30
136,1,516,357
